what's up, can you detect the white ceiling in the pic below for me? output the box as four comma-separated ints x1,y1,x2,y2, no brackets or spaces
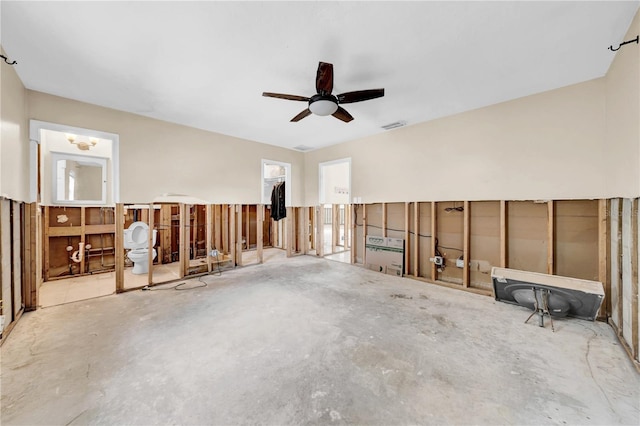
2,1,638,151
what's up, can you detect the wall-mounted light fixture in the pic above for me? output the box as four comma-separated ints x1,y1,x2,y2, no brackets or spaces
66,133,97,151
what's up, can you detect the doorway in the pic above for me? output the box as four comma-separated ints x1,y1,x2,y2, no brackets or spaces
319,158,351,263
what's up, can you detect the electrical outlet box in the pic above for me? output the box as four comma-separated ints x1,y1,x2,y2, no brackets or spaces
430,256,444,266
456,258,464,268
210,249,218,257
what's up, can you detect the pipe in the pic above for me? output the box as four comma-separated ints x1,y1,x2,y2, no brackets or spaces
71,242,85,263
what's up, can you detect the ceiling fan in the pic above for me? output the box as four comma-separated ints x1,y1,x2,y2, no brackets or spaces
262,62,384,123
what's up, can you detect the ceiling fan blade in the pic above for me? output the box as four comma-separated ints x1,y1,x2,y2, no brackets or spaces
337,88,385,104
263,92,309,102
332,106,354,123
291,108,312,122
316,62,334,95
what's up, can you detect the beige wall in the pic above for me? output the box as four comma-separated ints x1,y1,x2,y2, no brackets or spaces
0,46,30,202
605,9,640,198
305,78,609,205
27,91,305,205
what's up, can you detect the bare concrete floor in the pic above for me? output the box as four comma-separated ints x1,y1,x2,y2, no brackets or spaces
2,256,639,425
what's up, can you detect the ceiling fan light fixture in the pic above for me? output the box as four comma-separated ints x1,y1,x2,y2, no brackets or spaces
309,99,338,116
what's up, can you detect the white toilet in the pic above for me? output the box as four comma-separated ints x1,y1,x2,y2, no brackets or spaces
124,221,157,274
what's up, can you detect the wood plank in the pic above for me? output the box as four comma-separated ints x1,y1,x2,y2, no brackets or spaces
84,224,116,234
362,204,367,266
222,204,229,255
228,205,236,265
404,202,410,276
48,226,83,237
214,205,222,252
148,204,154,285
316,206,323,257
236,205,243,266
500,200,507,268
24,203,38,310
44,206,50,281
303,207,310,255
331,204,340,253
547,201,554,275
343,205,349,250
80,207,86,274
631,198,639,359
413,202,419,278
179,204,187,278
257,205,264,263
598,199,610,319
463,201,470,288
115,203,125,292
615,199,623,330
159,205,172,264
350,204,356,264
431,202,437,281
206,205,213,273
382,202,387,238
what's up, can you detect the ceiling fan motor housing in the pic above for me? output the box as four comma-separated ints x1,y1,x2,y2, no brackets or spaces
309,94,338,116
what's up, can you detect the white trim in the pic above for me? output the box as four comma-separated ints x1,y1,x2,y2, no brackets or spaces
29,120,120,204
318,157,351,205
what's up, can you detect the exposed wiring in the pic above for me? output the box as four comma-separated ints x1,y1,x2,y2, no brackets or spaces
141,246,223,291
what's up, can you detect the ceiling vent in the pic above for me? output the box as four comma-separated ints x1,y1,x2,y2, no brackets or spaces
293,145,314,152
381,120,407,130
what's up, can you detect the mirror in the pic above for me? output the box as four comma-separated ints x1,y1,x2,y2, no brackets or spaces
51,152,107,204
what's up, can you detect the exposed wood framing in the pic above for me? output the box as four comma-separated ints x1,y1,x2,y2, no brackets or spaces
23,203,37,310
350,204,356,264
430,202,437,281
362,204,367,266
382,202,387,238
147,204,154,285
547,201,555,275
331,204,340,253
159,205,172,264
316,206,323,257
302,207,310,255
344,205,350,250
222,205,229,255
286,207,293,257
413,202,419,277
214,205,222,252
404,202,410,276
257,205,264,263
179,204,187,278
43,206,50,281
79,207,86,274
229,205,236,265
245,205,250,250
115,203,125,292
463,201,470,288
236,205,243,266
206,204,213,273
598,199,610,318
615,199,623,329
632,198,639,359
500,200,507,268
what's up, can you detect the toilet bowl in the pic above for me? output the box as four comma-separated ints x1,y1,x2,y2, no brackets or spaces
124,221,157,274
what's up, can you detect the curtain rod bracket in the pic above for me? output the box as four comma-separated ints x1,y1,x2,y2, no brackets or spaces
608,35,639,52
0,54,17,65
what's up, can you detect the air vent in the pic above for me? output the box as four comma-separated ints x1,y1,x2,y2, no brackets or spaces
293,145,314,151
381,120,407,130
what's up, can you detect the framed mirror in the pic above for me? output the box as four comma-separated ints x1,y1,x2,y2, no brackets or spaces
51,152,107,205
